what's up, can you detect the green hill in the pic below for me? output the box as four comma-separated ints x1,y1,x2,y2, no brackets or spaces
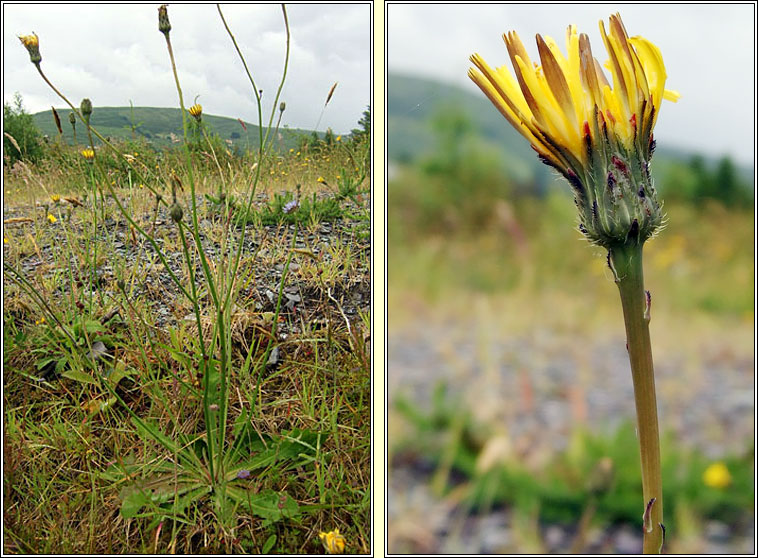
32,106,318,152
388,72,535,173
388,72,754,189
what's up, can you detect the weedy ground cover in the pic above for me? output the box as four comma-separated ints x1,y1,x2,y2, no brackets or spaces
4,5,370,554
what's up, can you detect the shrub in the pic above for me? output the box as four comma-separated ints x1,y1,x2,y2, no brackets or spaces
3,92,44,166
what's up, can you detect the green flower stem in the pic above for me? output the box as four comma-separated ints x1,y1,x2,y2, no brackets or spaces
610,242,663,554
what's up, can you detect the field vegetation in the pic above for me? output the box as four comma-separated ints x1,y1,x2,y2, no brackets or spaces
4,6,370,554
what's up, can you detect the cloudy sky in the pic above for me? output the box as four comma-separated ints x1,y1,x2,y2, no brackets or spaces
388,3,756,167
4,3,371,134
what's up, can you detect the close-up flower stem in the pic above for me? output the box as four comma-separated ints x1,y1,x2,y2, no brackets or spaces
611,241,663,553
469,12,678,554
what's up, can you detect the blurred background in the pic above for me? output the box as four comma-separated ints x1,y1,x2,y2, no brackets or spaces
387,4,755,554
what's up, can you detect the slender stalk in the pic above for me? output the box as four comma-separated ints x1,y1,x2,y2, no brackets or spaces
610,242,663,554
34,65,164,205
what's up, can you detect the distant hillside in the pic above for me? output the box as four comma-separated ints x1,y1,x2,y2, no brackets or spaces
388,72,754,187
32,106,319,152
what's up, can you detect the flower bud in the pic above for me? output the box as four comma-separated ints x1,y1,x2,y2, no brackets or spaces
169,203,183,223
80,98,93,125
18,34,41,66
158,4,171,36
68,111,76,126
117,279,126,291
279,101,286,113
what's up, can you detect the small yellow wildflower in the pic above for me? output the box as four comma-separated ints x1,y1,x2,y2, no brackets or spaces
4,237,9,245
336,135,341,142
289,148,294,153
703,462,731,489
18,33,38,48
47,214,57,224
50,194,60,203
81,148,95,161
35,317,45,325
317,176,327,184
138,183,144,189
189,104,202,121
319,528,346,554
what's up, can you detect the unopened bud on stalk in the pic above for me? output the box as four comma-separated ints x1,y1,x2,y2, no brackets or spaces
169,203,183,223
279,101,286,113
117,279,126,291
18,33,41,66
158,4,171,36
68,111,76,127
80,98,92,125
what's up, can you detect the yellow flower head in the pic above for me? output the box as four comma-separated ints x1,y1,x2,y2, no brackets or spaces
18,33,41,65
81,148,95,161
18,33,38,48
50,194,60,203
47,214,57,224
469,13,679,248
319,528,346,554
189,104,203,121
317,176,327,184
336,135,342,142
469,13,679,167
703,462,732,489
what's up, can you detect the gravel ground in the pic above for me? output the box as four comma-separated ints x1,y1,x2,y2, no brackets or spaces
387,319,755,554
4,196,371,333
